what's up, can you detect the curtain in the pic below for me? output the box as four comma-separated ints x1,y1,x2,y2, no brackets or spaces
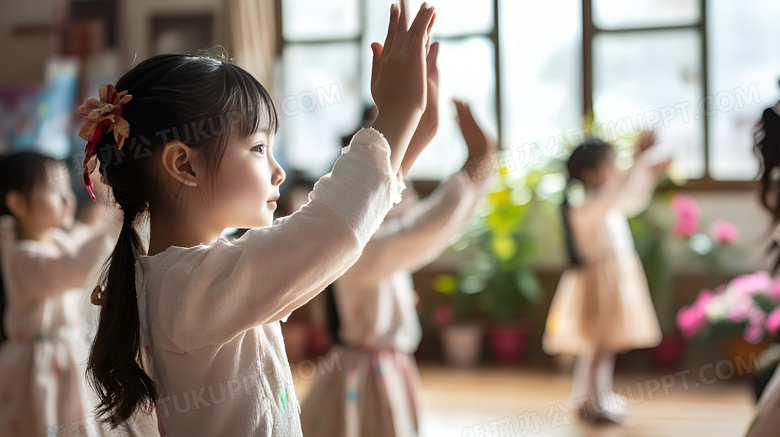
226,0,278,88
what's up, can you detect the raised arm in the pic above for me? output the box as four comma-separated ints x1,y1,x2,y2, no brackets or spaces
163,3,440,350
575,132,670,224
351,100,495,278
6,220,115,302
164,129,406,349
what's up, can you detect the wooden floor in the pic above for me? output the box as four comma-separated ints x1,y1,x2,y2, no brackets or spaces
295,366,756,437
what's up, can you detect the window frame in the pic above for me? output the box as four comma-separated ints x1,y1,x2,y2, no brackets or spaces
583,0,757,190
276,0,758,191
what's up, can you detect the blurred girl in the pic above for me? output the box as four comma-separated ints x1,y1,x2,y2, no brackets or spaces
0,153,117,436
543,133,671,424
301,100,495,437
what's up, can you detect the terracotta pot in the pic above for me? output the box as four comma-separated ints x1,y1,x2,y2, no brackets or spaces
488,323,529,364
724,336,772,377
440,324,483,367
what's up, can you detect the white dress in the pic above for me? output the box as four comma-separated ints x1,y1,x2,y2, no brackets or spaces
300,170,491,437
543,154,662,355
0,216,120,436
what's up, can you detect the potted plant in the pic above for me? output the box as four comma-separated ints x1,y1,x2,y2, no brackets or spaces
440,173,544,364
677,270,780,375
669,194,741,271
431,275,484,367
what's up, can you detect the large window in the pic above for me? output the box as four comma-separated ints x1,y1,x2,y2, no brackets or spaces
277,0,780,183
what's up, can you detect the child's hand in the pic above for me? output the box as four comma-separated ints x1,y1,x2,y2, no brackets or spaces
370,2,437,174
455,100,497,180
650,158,673,179
636,131,657,154
400,36,440,176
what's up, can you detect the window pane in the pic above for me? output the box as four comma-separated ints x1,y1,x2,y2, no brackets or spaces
277,43,362,176
594,0,699,29
365,0,493,45
356,37,495,179
282,0,360,41
407,37,496,179
593,30,704,178
500,0,582,167
708,0,780,181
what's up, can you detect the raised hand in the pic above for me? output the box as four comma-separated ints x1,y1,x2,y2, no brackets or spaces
650,157,673,179
401,40,440,176
454,100,497,181
370,2,437,174
636,131,657,154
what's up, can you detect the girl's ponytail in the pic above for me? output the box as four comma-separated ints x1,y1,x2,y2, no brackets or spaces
88,207,156,424
562,137,614,268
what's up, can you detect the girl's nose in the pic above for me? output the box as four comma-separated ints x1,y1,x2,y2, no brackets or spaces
273,163,286,186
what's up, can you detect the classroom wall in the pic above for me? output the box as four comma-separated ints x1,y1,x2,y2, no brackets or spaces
0,0,59,86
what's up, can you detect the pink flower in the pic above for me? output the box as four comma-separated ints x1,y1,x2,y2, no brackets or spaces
676,305,706,339
670,194,700,238
766,307,780,336
710,220,739,244
744,324,765,344
769,279,780,300
433,306,453,326
744,310,767,344
731,271,772,297
694,289,714,310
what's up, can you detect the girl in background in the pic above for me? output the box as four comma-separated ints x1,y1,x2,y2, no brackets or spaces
0,153,118,436
300,100,496,437
543,133,671,425
744,96,780,437
84,3,437,435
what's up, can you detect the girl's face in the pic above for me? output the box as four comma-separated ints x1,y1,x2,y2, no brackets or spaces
582,150,618,189
208,129,286,229
26,163,76,231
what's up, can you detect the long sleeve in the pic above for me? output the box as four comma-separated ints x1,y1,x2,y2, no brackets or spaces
1,217,115,303
155,128,405,351
349,170,491,280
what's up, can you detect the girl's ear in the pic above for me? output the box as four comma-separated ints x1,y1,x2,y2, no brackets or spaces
160,140,199,187
5,190,29,219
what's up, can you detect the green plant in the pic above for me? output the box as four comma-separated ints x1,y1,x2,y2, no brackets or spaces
436,172,544,323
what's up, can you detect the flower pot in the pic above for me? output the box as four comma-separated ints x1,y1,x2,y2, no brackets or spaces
488,323,529,364
652,332,684,370
724,336,772,377
440,324,483,367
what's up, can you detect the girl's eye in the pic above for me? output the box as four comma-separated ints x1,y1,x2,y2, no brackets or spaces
252,144,266,155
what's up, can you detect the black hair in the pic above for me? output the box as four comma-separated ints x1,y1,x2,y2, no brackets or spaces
86,54,279,425
754,95,780,271
325,284,343,345
0,152,59,342
561,138,614,266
